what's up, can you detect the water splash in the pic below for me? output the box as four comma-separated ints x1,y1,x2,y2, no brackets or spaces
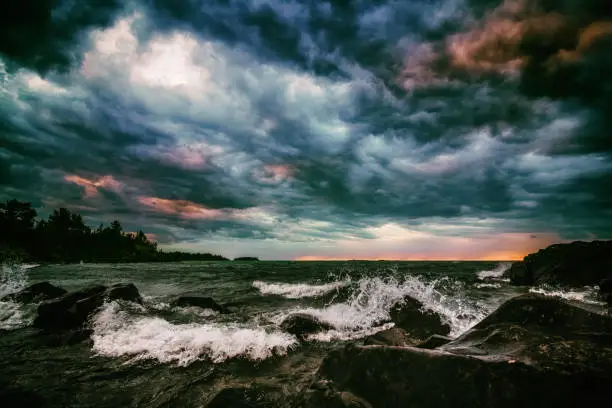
0,263,36,330
91,302,297,366
270,274,500,340
252,279,350,299
477,263,511,280
529,286,605,306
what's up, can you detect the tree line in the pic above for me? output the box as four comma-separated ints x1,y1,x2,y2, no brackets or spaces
0,199,228,263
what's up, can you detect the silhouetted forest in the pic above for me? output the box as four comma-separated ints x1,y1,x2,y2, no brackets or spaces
0,199,228,263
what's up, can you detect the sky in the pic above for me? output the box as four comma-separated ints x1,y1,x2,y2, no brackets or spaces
1,0,611,260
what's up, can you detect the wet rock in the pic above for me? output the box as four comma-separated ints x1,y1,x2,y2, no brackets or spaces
309,344,611,408
390,296,450,340
206,387,275,408
106,283,142,304
1,282,67,303
505,240,612,287
417,334,453,349
440,294,612,371
281,314,333,340
599,278,612,305
172,296,230,313
504,261,532,286
301,388,373,408
34,284,143,330
363,328,417,347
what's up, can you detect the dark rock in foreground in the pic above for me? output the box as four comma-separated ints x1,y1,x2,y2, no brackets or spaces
1,282,67,303
440,294,612,371
281,314,333,340
390,296,450,341
206,387,274,408
417,334,453,349
305,344,610,408
172,296,230,313
505,240,612,286
363,328,416,347
303,294,612,407
34,284,143,330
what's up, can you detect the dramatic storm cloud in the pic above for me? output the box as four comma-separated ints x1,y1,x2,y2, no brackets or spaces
1,0,611,259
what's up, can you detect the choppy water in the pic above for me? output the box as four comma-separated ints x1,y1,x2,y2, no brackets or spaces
0,261,607,406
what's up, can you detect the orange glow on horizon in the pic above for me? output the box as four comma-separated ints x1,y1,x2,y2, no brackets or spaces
294,253,526,262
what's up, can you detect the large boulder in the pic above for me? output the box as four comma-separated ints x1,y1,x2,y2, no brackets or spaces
417,334,453,349
304,344,611,408
363,328,417,347
440,294,612,371
172,296,230,313
389,296,450,341
280,314,333,340
34,283,143,330
302,294,612,407
504,240,612,286
206,387,274,408
1,282,66,303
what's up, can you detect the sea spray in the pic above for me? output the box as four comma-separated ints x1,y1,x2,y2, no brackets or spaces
0,263,36,330
477,263,511,280
529,286,604,305
268,274,500,340
91,302,298,366
252,279,350,299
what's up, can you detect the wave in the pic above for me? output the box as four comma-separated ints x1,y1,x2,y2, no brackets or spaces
474,282,502,289
0,263,35,330
269,275,499,340
477,263,511,280
91,302,297,366
529,286,605,306
252,279,350,299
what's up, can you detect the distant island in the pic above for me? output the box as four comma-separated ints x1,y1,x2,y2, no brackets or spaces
233,257,260,261
0,199,229,263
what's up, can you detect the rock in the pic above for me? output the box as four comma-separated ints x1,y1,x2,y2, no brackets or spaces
308,344,611,408
504,261,532,286
505,240,612,287
389,296,450,341
301,388,373,408
172,296,230,313
363,328,417,347
1,282,67,303
34,283,143,330
206,387,275,408
417,334,453,349
440,294,612,371
280,314,333,340
107,283,142,304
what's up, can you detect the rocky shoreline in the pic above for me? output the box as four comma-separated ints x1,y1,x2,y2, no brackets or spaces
1,241,611,407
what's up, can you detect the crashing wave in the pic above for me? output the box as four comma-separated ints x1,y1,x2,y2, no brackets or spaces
91,302,297,366
529,286,605,306
269,275,500,340
0,263,34,330
252,279,350,299
477,263,511,281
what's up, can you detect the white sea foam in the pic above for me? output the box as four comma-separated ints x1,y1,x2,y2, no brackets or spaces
91,302,297,366
0,263,35,330
252,279,350,299
270,275,499,339
477,263,511,280
474,283,502,289
529,286,605,306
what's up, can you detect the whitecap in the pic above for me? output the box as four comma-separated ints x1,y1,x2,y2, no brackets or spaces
252,279,350,299
529,286,605,306
91,302,297,366
270,275,499,340
474,283,502,289
477,263,511,281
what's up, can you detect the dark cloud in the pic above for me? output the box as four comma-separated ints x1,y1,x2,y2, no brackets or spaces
1,0,611,257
